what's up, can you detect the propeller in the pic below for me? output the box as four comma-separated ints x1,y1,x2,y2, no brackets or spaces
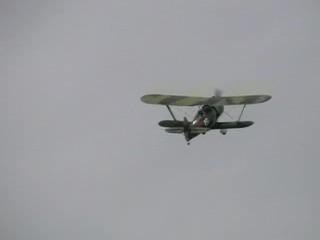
214,88,223,98
209,88,223,106
214,89,229,135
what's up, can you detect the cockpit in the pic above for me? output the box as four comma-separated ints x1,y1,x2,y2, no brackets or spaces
192,106,217,128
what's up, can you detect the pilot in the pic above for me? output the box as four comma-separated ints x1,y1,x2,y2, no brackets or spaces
203,117,210,126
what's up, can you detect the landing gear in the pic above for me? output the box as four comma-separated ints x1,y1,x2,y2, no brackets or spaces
220,129,227,135
187,142,190,146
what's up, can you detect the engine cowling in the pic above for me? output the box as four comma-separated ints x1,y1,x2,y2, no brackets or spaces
201,105,212,113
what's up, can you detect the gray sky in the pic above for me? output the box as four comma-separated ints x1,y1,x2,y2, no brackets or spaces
1,0,320,239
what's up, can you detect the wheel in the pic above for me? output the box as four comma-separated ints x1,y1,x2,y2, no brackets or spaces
220,129,227,135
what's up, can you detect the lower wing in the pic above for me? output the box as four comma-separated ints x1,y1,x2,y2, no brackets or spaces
160,120,254,131
212,121,254,129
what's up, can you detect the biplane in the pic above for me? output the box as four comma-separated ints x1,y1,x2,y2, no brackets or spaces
141,90,271,145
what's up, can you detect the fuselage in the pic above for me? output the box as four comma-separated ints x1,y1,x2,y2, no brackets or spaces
184,105,224,142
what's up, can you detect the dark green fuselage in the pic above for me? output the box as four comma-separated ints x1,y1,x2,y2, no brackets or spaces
184,105,224,141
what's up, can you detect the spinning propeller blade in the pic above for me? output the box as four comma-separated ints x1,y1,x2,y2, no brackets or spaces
214,88,223,98
215,89,228,135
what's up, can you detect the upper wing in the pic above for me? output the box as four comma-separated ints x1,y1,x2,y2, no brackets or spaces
210,95,271,105
141,94,271,106
141,94,208,106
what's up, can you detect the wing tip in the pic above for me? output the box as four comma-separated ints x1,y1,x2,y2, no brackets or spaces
141,94,156,104
140,94,149,103
264,95,272,102
245,121,254,127
254,95,272,104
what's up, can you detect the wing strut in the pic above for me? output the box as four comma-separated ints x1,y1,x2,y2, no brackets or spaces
238,104,246,121
166,105,177,121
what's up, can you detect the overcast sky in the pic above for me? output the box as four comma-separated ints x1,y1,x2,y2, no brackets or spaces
1,0,320,239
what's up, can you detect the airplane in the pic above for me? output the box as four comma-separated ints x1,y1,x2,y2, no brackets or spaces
141,90,271,145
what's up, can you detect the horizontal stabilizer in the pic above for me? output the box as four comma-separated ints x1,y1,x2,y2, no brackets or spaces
165,126,209,134
165,127,184,134
189,127,209,134
212,121,254,129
